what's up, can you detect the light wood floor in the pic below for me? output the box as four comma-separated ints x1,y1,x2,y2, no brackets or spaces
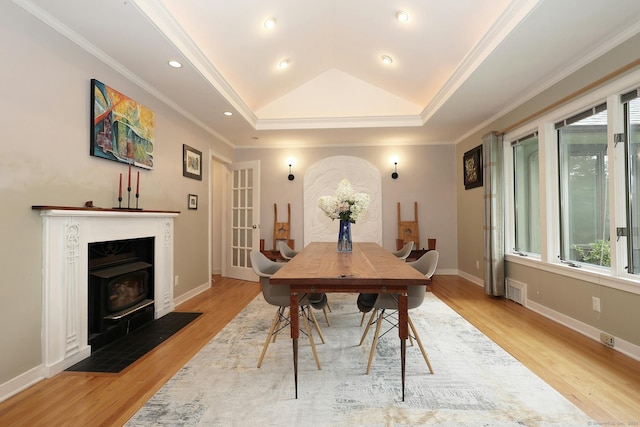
1,275,639,425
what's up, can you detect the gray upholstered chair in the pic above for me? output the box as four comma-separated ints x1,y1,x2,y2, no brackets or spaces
390,241,414,260
250,250,325,369
359,250,439,374
277,240,299,260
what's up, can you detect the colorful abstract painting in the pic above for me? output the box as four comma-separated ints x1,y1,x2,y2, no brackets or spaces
90,79,154,169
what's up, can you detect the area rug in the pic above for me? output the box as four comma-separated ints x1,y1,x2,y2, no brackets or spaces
126,294,592,426
67,312,201,373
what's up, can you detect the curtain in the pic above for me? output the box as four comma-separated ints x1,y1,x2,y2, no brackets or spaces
483,131,505,296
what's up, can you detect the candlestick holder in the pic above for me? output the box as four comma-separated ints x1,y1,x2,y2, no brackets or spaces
135,193,140,210
127,186,131,209
117,196,122,209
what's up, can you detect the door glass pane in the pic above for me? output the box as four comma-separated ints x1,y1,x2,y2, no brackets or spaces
558,109,610,267
229,164,257,270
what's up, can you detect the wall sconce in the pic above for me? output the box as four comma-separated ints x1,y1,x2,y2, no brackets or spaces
391,162,399,179
288,164,295,181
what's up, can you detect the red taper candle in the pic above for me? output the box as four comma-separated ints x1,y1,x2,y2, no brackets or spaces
136,171,140,195
128,164,131,188
119,173,122,198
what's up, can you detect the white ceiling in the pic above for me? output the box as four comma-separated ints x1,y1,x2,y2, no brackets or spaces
15,0,640,148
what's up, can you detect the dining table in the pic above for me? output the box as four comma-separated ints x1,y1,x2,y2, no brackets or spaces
268,241,430,401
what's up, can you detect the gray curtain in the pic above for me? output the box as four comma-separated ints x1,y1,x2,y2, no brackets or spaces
483,131,505,296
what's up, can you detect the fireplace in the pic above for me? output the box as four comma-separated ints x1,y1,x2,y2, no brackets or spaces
88,237,155,350
33,206,179,377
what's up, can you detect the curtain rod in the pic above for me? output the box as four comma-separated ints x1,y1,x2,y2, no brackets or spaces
498,57,640,136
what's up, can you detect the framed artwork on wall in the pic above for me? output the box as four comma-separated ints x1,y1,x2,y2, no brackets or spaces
463,145,483,190
183,144,202,180
188,194,198,210
90,79,155,169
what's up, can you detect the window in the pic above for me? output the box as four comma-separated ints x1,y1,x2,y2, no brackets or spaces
622,92,640,274
557,103,610,267
512,133,540,254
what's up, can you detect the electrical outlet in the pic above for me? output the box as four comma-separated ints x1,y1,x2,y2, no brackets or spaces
600,332,614,347
592,296,601,312
475,260,480,269
174,275,179,287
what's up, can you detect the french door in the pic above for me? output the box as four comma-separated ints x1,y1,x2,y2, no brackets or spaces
225,160,260,281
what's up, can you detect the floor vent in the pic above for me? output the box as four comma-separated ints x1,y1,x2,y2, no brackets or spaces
506,278,526,306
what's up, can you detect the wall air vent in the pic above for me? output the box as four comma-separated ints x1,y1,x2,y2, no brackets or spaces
506,278,527,306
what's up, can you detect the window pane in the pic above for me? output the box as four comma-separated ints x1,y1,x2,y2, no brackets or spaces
513,135,540,253
558,109,610,267
626,97,640,274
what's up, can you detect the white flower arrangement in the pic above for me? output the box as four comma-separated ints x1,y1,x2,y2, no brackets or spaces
318,178,370,223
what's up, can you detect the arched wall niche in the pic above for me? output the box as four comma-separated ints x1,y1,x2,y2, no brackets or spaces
303,155,382,246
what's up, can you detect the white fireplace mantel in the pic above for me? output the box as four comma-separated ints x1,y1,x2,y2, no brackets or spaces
34,207,179,376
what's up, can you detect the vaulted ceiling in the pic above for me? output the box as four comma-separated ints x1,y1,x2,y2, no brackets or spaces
15,0,640,148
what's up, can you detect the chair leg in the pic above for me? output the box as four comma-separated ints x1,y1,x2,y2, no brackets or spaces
272,307,289,343
308,307,326,344
301,306,321,370
326,301,332,312
358,309,377,346
408,315,434,374
359,311,366,327
258,307,283,368
322,307,331,326
366,309,385,375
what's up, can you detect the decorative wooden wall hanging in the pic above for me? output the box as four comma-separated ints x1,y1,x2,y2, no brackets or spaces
397,202,419,250
273,203,292,250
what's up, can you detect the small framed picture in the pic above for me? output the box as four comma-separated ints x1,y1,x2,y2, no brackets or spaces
463,145,483,190
188,194,198,210
183,144,202,180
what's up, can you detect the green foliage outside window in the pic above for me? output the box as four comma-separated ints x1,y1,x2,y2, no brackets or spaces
572,239,611,267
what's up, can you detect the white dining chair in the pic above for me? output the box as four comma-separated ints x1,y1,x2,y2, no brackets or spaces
277,240,299,260
390,241,414,261
250,250,326,369
359,250,439,374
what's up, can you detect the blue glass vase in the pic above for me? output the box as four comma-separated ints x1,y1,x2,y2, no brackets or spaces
337,219,352,252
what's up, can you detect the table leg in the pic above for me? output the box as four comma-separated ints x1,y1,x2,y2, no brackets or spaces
398,293,408,402
290,292,299,399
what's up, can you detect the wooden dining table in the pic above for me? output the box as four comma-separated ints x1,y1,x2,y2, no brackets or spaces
269,241,430,401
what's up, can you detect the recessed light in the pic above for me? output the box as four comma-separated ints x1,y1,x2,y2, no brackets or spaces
264,17,276,29
278,59,290,69
396,11,409,22
381,55,393,65
168,60,182,68
223,111,233,116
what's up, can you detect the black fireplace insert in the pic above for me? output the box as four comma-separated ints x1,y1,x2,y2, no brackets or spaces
88,237,155,350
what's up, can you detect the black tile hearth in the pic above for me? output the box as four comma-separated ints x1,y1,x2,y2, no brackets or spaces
66,312,202,374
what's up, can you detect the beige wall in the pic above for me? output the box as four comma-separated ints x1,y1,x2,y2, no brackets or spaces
456,32,640,346
234,144,458,270
0,3,229,387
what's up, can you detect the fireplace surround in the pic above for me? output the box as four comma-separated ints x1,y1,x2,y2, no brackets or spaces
33,206,179,377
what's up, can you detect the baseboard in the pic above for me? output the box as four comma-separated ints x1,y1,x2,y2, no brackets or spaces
0,365,43,403
457,270,484,287
527,300,640,362
174,281,211,307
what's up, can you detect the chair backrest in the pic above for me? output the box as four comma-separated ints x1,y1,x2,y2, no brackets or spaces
391,241,414,260
278,240,298,260
250,251,291,307
407,250,439,279
405,250,439,309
